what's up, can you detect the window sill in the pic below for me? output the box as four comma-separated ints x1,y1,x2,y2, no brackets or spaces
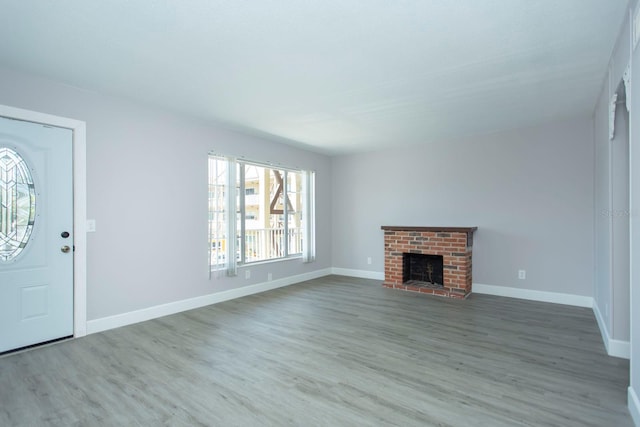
210,254,302,273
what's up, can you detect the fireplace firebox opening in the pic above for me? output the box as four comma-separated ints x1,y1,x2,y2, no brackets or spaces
402,253,444,288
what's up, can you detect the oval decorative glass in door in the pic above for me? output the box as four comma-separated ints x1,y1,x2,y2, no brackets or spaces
0,147,36,261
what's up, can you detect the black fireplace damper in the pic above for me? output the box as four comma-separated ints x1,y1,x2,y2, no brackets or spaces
402,253,444,287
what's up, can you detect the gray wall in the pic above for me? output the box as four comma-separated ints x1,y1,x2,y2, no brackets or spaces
594,87,612,325
593,4,632,345
331,117,595,296
593,1,638,418
629,0,640,415
613,102,631,342
594,84,631,343
0,66,332,321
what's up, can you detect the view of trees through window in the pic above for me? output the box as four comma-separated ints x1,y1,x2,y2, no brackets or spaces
242,164,302,262
209,157,304,269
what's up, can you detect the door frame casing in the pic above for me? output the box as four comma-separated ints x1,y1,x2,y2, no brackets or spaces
0,104,87,338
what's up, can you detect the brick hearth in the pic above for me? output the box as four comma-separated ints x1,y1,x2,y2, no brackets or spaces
381,226,477,299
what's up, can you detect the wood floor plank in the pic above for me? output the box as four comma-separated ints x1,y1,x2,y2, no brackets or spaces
0,275,632,426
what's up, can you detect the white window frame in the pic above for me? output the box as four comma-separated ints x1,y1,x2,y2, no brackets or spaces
209,154,315,277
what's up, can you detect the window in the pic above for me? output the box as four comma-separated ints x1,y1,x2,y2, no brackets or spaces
0,147,36,262
208,155,315,276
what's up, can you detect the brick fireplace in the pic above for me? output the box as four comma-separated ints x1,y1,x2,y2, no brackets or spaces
381,226,477,299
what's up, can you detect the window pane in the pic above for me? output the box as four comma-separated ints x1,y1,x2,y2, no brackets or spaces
208,157,227,269
0,147,36,261
210,157,310,272
268,168,286,260
236,166,242,262
243,164,258,262
242,164,301,262
287,171,303,255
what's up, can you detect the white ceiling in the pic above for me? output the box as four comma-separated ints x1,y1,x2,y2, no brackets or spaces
0,1,630,155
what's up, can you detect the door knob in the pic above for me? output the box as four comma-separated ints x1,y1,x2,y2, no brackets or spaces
61,246,71,253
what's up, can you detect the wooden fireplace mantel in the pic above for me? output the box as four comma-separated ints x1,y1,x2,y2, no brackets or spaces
381,226,477,233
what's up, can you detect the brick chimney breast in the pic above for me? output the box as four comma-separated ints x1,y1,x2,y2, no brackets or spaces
381,226,477,299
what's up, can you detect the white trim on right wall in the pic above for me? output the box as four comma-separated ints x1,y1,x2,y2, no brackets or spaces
473,283,630,358
472,283,594,308
594,301,631,359
630,386,640,427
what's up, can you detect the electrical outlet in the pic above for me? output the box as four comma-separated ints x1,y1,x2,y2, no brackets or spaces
245,270,251,279
518,270,526,280
268,273,273,281
367,257,372,265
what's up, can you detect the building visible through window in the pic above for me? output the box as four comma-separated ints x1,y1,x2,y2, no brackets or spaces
208,155,315,274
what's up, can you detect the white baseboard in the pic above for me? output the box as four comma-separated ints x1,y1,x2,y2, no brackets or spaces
474,283,630,359
87,271,633,362
593,302,630,359
472,283,594,308
592,302,610,350
629,387,640,427
87,268,332,334
609,341,632,360
331,268,384,280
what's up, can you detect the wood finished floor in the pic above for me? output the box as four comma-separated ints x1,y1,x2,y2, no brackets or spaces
0,275,632,426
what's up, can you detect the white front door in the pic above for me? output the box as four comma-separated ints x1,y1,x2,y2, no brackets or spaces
0,116,74,353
